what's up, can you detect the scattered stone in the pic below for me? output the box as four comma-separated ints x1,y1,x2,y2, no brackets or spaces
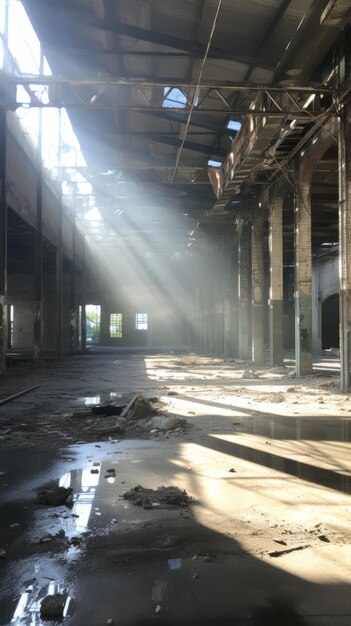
107,620,113,625
155,605,162,614
193,573,200,579
203,555,212,563
273,539,287,546
167,391,178,396
91,469,99,474
228,468,236,473
56,529,66,538
70,536,82,546
40,593,67,619
318,534,330,543
123,485,193,508
0,548,6,558
111,518,117,524
147,416,187,432
40,535,53,544
127,395,158,421
37,487,73,506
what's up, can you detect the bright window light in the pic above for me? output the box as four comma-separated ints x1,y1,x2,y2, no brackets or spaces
226,120,241,131
208,159,222,167
0,4,5,35
136,313,148,330
163,87,187,109
8,1,40,74
110,313,123,338
0,36,4,71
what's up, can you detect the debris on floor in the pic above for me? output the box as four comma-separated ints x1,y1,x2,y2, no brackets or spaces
36,486,73,506
40,593,68,619
123,485,194,508
268,544,310,558
126,394,159,421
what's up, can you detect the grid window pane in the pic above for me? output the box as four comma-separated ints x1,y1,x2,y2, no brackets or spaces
136,313,148,330
110,313,123,338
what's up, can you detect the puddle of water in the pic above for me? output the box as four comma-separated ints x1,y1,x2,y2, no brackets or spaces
11,580,73,625
77,392,123,407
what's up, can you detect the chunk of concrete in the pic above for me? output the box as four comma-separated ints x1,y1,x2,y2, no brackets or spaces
40,593,67,619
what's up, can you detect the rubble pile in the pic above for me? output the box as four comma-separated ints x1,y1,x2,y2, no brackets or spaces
123,484,194,509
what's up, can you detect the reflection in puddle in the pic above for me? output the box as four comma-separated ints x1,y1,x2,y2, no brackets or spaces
58,463,102,534
11,580,72,625
81,392,122,406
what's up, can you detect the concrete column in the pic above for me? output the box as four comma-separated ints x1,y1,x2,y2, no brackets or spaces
0,110,7,376
56,110,63,360
338,107,351,391
269,193,284,365
223,232,234,357
33,96,43,361
295,164,313,376
81,236,87,352
238,220,251,360
70,230,77,354
252,203,265,365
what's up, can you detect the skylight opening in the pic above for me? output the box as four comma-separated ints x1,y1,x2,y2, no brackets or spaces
208,159,222,168
226,120,241,131
163,87,187,109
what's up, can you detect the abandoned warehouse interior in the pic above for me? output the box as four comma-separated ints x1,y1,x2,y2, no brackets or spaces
1,0,351,624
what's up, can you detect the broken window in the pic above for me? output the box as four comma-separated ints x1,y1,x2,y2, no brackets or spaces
135,313,148,331
110,313,123,338
86,304,101,343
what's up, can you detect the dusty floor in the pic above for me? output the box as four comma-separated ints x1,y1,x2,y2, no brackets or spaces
0,349,350,625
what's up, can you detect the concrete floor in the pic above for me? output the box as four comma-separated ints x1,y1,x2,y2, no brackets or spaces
0,349,350,625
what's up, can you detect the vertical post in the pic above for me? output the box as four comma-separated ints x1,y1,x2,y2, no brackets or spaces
0,109,7,376
70,182,77,354
81,235,87,352
251,202,265,365
294,163,313,376
33,52,44,361
238,219,251,360
56,109,63,360
338,108,351,391
269,192,284,365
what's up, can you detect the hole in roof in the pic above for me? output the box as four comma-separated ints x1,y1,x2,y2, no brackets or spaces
208,159,222,167
163,87,187,109
226,120,241,131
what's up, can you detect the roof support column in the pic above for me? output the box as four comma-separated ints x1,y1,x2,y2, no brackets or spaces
55,111,63,361
70,227,77,354
33,98,43,362
338,106,351,391
81,236,87,353
294,163,313,376
252,202,265,365
0,110,7,377
238,219,251,360
269,192,284,366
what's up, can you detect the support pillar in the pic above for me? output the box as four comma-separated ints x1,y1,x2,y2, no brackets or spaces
338,107,351,391
81,236,87,352
252,203,265,365
33,85,43,361
0,110,7,376
269,193,284,365
55,111,63,360
70,224,77,354
295,165,313,376
238,220,251,360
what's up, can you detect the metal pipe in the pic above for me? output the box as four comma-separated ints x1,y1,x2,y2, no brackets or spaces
0,385,40,406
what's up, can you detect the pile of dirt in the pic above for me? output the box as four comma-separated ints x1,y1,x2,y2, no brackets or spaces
123,485,193,509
